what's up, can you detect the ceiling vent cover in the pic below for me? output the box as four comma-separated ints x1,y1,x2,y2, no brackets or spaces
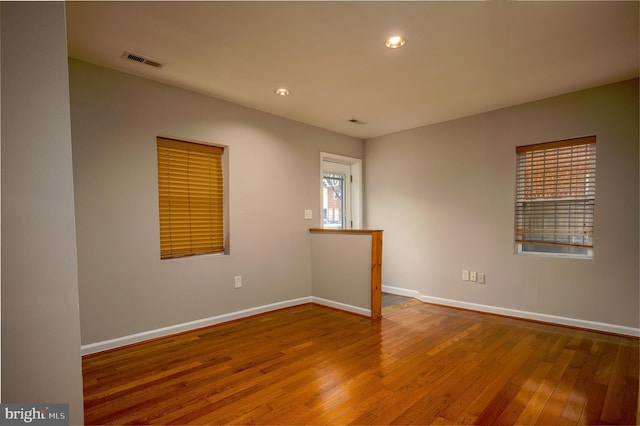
348,118,366,125
122,51,163,68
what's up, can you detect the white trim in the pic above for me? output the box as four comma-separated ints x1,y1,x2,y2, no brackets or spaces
81,297,312,355
81,291,638,356
320,152,363,229
382,285,421,299
418,294,639,337
311,296,371,317
320,152,360,165
516,243,593,259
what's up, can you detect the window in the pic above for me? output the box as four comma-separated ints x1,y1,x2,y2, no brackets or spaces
322,167,349,229
157,137,224,259
320,153,362,229
514,136,596,257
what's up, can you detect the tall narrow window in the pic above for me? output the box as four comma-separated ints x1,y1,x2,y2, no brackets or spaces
323,171,347,229
515,136,596,257
157,137,224,259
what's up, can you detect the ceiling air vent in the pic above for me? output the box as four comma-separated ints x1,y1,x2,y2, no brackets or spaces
348,118,366,125
122,51,163,68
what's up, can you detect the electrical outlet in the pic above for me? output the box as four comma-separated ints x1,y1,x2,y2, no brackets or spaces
462,270,469,281
470,271,477,282
478,273,486,284
234,276,242,288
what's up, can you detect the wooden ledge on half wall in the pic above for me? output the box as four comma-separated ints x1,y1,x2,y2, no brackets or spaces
308,228,383,234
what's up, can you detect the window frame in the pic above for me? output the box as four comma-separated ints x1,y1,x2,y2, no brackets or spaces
320,153,362,229
322,164,350,229
514,135,596,259
156,137,228,260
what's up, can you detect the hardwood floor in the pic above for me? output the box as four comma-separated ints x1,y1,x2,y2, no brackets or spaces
83,303,639,425
381,293,422,315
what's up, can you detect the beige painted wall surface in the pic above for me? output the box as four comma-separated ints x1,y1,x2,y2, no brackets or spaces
310,233,371,310
69,60,363,345
1,3,84,422
365,79,639,329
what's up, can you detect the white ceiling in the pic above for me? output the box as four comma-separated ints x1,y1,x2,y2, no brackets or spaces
65,1,639,139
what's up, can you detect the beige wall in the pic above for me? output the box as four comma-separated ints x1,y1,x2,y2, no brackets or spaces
365,79,639,332
69,60,363,345
1,2,84,422
4,4,635,414
310,233,372,312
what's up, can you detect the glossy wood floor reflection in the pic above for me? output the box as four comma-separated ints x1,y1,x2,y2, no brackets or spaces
83,303,639,425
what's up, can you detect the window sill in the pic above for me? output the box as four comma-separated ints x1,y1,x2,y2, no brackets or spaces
516,251,593,260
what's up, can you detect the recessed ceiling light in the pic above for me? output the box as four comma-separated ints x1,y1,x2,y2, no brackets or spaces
384,35,406,49
275,88,290,96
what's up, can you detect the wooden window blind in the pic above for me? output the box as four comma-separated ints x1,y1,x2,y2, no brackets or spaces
157,137,224,259
515,136,596,250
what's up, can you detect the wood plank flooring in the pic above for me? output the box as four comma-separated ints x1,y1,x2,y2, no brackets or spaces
381,293,422,315
83,302,639,425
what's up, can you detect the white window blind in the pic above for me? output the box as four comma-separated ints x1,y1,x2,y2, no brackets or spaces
157,137,224,259
515,136,596,253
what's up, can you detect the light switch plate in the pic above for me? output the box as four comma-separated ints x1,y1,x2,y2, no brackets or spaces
304,209,312,220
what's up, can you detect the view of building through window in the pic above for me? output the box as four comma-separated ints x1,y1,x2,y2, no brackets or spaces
320,153,362,230
323,172,345,228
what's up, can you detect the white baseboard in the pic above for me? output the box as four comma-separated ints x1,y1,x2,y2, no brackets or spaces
382,285,421,299
82,290,639,356
81,297,313,355
311,297,371,317
418,294,640,337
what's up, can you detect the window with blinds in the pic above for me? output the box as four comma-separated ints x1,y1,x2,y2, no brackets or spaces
157,137,224,259
515,136,596,257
